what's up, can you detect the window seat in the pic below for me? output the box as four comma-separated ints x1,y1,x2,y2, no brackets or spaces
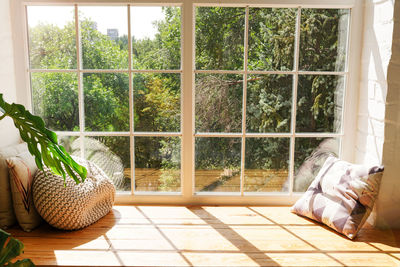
8,206,400,266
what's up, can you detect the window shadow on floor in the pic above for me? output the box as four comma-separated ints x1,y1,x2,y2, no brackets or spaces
7,206,400,266
188,206,280,266
6,208,122,266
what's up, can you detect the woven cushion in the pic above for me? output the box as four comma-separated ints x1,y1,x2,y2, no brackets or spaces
291,156,384,239
0,143,28,229
33,157,115,230
7,152,42,232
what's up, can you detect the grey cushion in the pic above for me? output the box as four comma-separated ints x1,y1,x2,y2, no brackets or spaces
33,157,115,230
0,143,28,229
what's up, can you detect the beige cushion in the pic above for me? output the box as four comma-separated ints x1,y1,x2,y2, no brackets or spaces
0,143,28,229
33,157,115,230
291,156,384,239
7,152,42,232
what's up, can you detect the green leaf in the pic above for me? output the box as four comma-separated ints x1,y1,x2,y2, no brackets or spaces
0,93,87,184
7,259,35,267
0,230,10,253
0,229,35,267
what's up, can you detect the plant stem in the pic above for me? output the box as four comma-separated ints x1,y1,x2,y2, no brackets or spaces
0,107,6,120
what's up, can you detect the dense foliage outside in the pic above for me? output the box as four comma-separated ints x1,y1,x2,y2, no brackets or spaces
28,6,348,193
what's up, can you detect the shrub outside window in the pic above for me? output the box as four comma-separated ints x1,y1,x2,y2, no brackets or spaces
24,1,353,204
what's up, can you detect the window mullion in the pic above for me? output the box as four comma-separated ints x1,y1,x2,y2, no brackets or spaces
75,4,85,159
339,8,353,161
127,5,135,196
289,7,302,196
240,6,250,196
181,1,195,198
24,6,33,111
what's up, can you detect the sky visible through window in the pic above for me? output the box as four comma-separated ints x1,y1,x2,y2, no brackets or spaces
27,6,164,40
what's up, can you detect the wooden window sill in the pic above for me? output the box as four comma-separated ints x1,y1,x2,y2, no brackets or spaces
8,206,400,267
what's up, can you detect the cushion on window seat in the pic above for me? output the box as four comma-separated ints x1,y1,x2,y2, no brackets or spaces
33,157,115,230
0,143,28,229
291,156,384,239
7,151,42,232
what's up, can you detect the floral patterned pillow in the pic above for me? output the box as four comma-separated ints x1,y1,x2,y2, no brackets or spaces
291,156,384,239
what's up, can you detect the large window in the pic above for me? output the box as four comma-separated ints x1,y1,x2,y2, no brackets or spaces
194,7,348,195
24,1,355,204
27,5,182,194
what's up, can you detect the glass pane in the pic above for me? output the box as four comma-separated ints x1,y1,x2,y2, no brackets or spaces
83,73,129,132
195,7,245,70
195,74,242,133
131,7,181,70
85,136,131,192
299,9,349,71
27,6,76,69
134,137,181,192
246,75,292,133
58,136,80,155
134,73,180,132
245,138,289,192
248,8,296,71
294,137,339,192
79,6,128,69
31,72,78,131
296,75,344,133
195,137,241,193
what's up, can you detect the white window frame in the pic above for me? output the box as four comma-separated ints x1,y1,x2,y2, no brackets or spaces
10,0,363,205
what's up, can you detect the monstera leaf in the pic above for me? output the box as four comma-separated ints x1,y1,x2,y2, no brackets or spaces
0,229,35,267
0,94,86,184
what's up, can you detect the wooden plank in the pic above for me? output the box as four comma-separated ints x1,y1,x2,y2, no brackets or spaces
127,168,289,192
7,206,400,267
17,251,190,267
327,253,400,266
249,206,315,225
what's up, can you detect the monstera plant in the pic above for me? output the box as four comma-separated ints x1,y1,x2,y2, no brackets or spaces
0,229,34,267
0,93,87,184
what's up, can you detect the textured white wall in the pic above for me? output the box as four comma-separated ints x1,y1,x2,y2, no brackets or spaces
355,0,394,166
375,0,400,228
354,0,400,228
354,0,398,227
0,0,20,148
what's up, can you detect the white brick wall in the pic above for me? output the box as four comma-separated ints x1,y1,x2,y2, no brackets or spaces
353,0,400,228
375,0,400,228
355,0,400,228
355,0,394,166
0,0,20,148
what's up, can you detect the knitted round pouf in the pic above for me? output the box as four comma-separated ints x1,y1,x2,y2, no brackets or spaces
32,158,115,230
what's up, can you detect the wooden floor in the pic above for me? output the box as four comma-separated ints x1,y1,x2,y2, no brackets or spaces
8,206,400,267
